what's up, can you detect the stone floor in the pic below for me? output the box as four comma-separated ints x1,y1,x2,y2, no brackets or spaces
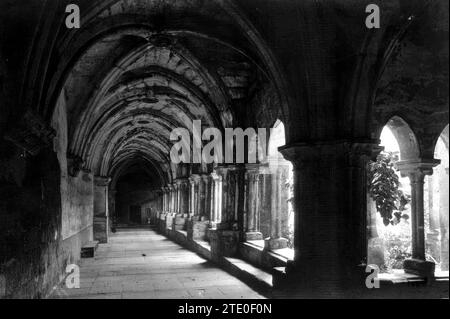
49,227,265,299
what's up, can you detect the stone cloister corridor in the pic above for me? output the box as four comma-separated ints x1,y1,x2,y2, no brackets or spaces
0,0,448,300
50,227,264,299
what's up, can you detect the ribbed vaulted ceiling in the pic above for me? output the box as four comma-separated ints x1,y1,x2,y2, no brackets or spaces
57,0,266,189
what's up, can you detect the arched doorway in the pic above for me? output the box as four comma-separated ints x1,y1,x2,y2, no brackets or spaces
368,116,416,272
425,125,449,273
265,120,294,254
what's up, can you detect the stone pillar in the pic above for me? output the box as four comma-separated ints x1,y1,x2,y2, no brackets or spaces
426,175,440,264
215,167,230,229
175,183,180,215
188,174,211,241
94,176,111,243
198,175,207,219
274,141,381,291
160,187,169,231
440,166,449,270
161,187,166,213
188,174,200,219
169,184,175,214
234,167,246,234
224,166,245,231
108,188,117,231
244,164,263,241
208,167,242,259
165,186,170,213
202,175,212,220
210,174,216,223
176,178,189,215
210,171,222,228
264,163,290,250
396,159,440,276
162,187,168,213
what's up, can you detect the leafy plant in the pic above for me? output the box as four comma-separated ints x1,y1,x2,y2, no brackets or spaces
384,234,412,270
368,152,411,226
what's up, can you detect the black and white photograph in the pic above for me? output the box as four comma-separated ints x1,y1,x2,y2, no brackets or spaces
0,0,448,303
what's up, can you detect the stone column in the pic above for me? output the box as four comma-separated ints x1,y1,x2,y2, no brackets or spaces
189,174,200,219
275,141,381,290
94,176,111,243
440,166,449,270
210,173,216,224
234,167,246,234
169,184,175,213
175,183,180,215
176,178,189,216
215,167,230,229
244,164,263,241
210,171,223,228
216,166,241,228
108,188,117,230
225,166,245,231
198,175,207,219
188,174,210,241
202,175,212,220
163,187,168,213
160,187,169,231
396,159,440,276
426,175,440,264
264,163,290,250
208,167,242,259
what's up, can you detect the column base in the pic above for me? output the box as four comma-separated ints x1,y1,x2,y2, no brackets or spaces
274,259,369,285
272,261,369,297
403,259,435,277
264,237,288,250
244,231,263,241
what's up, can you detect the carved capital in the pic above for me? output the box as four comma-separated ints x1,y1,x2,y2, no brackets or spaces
189,174,201,186
279,140,383,170
94,176,111,187
395,159,441,179
348,142,384,167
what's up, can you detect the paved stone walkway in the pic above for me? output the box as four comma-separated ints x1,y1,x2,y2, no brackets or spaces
50,228,265,299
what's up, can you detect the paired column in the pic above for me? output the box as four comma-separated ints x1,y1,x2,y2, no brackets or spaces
93,176,111,243
440,166,449,270
168,184,176,213
108,188,117,229
210,171,223,228
264,163,290,250
189,174,200,219
396,159,440,276
176,178,189,216
162,187,169,213
175,183,180,215
244,164,263,241
201,175,212,220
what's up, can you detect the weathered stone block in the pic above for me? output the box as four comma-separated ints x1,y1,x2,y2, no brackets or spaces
187,220,209,241
210,229,240,260
404,259,435,277
264,237,288,250
244,231,263,241
173,215,187,230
